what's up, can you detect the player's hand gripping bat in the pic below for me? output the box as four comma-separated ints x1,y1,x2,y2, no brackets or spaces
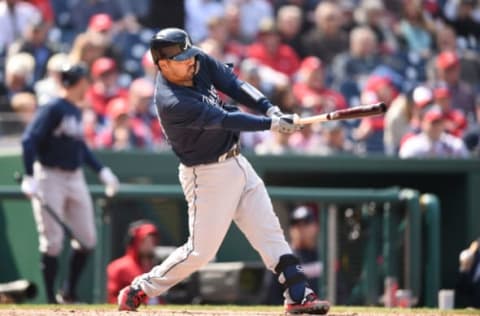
294,102,387,125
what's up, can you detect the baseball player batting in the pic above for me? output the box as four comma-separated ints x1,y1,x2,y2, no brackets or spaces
117,28,329,315
20,63,119,303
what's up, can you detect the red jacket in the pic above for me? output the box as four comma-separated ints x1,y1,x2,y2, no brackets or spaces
107,223,158,304
247,42,300,77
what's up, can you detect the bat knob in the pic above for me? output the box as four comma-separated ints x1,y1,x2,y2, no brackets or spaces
378,102,387,113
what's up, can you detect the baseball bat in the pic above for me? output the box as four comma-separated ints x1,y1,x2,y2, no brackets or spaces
14,172,88,249
295,102,387,125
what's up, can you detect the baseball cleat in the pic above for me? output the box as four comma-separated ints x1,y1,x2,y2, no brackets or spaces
118,286,146,311
285,293,330,314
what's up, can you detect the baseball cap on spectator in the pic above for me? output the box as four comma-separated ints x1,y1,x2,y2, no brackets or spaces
423,109,444,123
289,205,316,226
364,75,391,93
434,86,450,99
88,14,113,32
106,98,130,120
436,51,459,70
91,57,116,79
300,56,323,72
412,86,433,108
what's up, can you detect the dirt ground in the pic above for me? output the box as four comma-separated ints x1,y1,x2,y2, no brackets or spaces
0,310,473,316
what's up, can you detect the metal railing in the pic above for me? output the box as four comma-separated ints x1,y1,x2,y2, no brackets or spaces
0,184,439,305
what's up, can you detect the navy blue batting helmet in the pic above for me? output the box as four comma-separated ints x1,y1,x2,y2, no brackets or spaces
59,63,88,87
150,28,201,63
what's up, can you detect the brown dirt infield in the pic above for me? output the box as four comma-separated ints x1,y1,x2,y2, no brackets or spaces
0,309,475,316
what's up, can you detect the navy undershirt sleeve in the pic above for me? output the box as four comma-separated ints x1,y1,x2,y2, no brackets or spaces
222,112,272,131
82,142,103,173
21,106,59,175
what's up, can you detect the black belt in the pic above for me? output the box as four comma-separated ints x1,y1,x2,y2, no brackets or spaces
217,144,241,162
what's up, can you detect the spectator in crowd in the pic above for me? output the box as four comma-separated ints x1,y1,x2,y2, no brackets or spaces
294,56,347,114
353,0,397,54
204,16,246,67
86,13,125,71
399,108,469,158
432,25,480,86
107,220,160,304
395,0,435,57
185,0,224,43
266,205,323,304
96,98,145,150
0,52,35,117
331,26,383,94
8,17,56,81
383,89,416,155
225,0,274,43
86,57,128,120
463,102,480,156
223,4,244,43
432,86,467,137
247,18,300,78
34,53,69,106
311,121,356,156
68,0,124,35
68,31,108,69
434,50,477,121
442,0,480,51
301,1,349,65
27,0,55,26
276,5,305,57
456,237,480,308
0,0,41,49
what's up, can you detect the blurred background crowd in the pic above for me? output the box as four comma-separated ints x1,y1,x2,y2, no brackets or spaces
1,0,480,158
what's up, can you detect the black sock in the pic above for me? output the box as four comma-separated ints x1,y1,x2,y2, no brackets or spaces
65,250,90,300
41,254,58,303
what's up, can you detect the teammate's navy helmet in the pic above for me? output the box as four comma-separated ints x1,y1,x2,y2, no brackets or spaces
59,63,88,87
150,28,201,63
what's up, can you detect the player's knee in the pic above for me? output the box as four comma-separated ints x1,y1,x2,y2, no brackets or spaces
43,240,63,256
72,233,96,251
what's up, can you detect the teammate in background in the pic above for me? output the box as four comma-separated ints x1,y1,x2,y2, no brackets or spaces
20,63,120,303
456,237,480,308
117,28,330,315
107,220,161,304
266,205,323,305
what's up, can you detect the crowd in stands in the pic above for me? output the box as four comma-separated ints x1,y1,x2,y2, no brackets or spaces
1,0,479,158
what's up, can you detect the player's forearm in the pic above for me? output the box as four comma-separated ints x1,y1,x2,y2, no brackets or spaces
82,143,103,173
222,112,271,131
228,79,273,114
21,137,36,176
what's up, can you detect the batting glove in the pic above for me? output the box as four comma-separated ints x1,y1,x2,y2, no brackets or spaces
99,167,119,197
266,106,283,118
21,175,38,197
271,114,302,134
